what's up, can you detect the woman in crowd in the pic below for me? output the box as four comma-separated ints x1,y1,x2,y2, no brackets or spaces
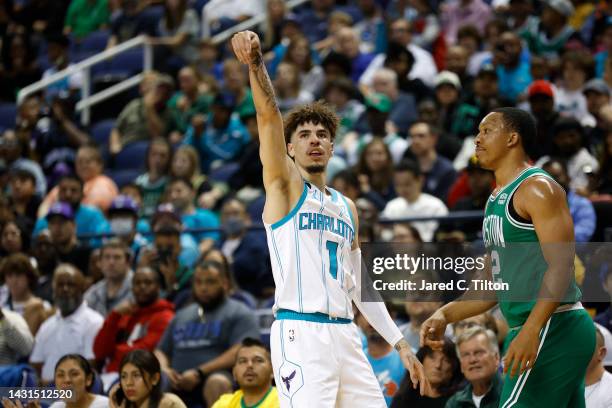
111,350,185,408
50,354,109,408
355,138,396,206
155,0,200,65
273,62,314,113
135,138,173,219
282,36,324,96
0,220,28,257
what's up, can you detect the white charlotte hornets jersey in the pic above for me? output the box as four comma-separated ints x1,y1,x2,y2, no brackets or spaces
264,181,357,320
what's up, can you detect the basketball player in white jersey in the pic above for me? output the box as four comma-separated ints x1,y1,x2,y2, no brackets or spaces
232,31,430,407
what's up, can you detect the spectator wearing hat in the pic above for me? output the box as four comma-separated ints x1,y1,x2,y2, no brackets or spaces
33,174,111,248
555,50,595,123
110,73,174,155
41,34,83,100
433,71,462,135
441,0,493,45
93,266,175,387
541,158,596,242
519,0,578,59
30,263,104,384
404,121,457,201
536,117,599,192
0,129,47,197
138,207,196,300
85,239,134,316
141,203,199,269
167,177,220,245
452,64,510,140
108,195,149,258
345,92,409,166
527,79,560,160
8,168,41,230
46,201,92,274
493,31,533,103
361,19,437,88
182,92,250,173
585,326,612,407
583,78,611,145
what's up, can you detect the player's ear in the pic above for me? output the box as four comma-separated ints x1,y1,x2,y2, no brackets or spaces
507,131,520,148
287,142,295,158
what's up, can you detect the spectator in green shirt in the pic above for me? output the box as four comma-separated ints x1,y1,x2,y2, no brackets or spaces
64,0,110,38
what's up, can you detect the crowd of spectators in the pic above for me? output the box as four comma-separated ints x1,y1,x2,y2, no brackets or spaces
0,0,611,407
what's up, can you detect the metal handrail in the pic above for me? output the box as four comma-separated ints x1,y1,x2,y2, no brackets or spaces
17,35,152,126
76,211,485,240
17,0,310,128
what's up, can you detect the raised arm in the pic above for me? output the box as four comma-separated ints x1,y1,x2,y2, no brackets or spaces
231,31,296,191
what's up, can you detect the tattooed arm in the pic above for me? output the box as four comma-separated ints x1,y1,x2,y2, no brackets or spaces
231,31,303,223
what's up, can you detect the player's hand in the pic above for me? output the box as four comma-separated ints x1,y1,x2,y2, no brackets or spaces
420,309,447,350
398,346,433,396
231,31,261,68
503,326,539,378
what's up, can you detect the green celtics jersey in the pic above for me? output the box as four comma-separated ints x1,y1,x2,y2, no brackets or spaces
482,167,581,328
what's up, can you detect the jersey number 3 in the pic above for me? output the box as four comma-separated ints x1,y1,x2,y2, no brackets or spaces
326,240,339,280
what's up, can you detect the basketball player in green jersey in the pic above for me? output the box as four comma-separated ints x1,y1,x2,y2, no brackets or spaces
420,107,596,407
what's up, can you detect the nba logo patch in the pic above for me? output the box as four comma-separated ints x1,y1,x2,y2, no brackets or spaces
498,193,508,204
278,361,304,398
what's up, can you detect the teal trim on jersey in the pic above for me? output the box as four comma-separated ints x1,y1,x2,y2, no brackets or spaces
329,187,339,202
277,309,352,324
271,182,308,230
271,231,285,282
340,195,355,238
292,216,303,312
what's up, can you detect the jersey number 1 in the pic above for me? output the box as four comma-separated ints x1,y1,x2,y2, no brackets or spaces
326,240,339,280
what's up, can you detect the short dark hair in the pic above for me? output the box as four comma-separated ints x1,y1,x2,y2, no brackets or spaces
491,107,537,152
236,337,271,364
395,159,422,178
169,176,194,191
153,222,181,237
58,174,84,188
284,101,340,144
331,170,360,191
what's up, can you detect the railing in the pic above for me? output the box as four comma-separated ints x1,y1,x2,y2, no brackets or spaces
17,35,153,126
77,211,486,240
17,0,311,128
